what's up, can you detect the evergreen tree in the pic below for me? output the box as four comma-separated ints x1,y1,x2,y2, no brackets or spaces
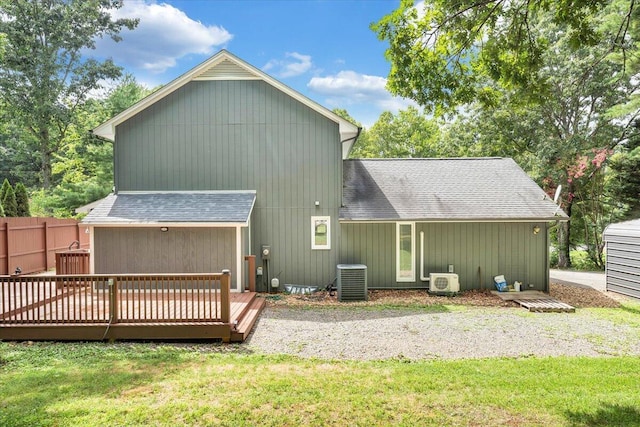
0,178,10,205
2,185,17,217
14,182,30,217
0,178,10,214
0,202,4,217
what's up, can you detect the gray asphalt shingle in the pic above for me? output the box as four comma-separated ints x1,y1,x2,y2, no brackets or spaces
341,158,566,221
82,191,256,225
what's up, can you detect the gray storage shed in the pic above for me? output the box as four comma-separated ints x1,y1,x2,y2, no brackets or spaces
604,219,640,299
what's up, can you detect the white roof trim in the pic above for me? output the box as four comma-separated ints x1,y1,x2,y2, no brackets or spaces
117,190,257,195
93,50,359,158
85,222,249,228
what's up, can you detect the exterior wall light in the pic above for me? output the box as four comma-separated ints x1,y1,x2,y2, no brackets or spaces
533,226,541,235
160,227,169,232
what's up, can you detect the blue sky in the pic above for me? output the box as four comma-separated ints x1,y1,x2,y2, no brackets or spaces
91,0,416,128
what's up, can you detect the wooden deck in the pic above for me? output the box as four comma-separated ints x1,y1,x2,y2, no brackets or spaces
0,274,265,342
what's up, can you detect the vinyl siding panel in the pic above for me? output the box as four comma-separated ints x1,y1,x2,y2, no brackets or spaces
604,224,640,299
113,80,341,287
340,222,548,291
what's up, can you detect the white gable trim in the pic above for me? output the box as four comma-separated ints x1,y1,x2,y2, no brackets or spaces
93,50,359,158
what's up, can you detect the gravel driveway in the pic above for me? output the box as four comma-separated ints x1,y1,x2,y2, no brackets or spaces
245,306,640,360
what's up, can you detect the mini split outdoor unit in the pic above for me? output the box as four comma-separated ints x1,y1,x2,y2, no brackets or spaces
429,273,460,294
336,264,367,301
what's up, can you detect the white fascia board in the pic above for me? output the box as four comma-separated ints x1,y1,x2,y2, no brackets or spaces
93,50,360,147
87,222,249,228
116,190,257,195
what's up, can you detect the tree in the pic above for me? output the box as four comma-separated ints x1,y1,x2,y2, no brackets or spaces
427,9,640,268
0,178,10,206
350,107,440,158
372,0,637,114
14,182,30,217
0,0,137,189
29,74,151,217
607,145,640,220
0,104,40,187
2,184,17,217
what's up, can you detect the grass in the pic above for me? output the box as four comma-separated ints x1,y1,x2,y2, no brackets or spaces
2,342,640,426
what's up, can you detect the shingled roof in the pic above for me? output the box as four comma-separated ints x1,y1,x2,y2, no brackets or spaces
82,191,256,225
340,158,566,222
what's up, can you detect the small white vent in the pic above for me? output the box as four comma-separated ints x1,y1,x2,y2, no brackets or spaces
337,264,367,302
429,273,459,294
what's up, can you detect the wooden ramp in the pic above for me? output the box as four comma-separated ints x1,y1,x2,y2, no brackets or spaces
491,290,575,313
513,298,575,313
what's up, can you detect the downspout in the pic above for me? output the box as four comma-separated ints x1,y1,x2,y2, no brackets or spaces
419,231,430,282
340,126,363,156
339,127,363,265
340,126,363,207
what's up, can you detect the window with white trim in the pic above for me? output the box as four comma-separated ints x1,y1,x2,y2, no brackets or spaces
396,222,415,282
311,216,330,250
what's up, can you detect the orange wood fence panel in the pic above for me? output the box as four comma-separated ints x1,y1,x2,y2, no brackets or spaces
0,218,90,275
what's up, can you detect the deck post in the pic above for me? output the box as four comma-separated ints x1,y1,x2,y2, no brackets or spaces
220,270,231,324
244,255,256,292
109,277,119,324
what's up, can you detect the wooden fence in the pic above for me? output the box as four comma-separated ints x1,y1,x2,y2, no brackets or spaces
0,218,90,275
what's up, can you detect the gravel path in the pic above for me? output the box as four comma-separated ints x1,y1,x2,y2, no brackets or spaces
245,306,640,360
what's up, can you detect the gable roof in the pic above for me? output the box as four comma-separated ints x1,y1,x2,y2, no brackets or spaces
82,191,256,226
93,50,360,158
341,158,567,222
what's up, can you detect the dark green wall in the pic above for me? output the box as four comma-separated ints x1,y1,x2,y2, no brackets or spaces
113,80,342,287
340,222,549,291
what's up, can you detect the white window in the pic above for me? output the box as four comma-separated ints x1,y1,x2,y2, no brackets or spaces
311,216,331,250
396,222,415,282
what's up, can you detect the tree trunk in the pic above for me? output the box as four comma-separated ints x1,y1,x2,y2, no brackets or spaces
39,127,52,189
557,199,572,268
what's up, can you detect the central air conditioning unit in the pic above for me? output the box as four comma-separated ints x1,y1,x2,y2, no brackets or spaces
336,264,367,301
429,273,460,294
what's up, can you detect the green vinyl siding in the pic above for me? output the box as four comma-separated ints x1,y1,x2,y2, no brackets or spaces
340,223,396,289
113,80,341,287
340,222,549,291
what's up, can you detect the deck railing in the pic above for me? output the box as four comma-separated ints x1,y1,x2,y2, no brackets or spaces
0,272,231,325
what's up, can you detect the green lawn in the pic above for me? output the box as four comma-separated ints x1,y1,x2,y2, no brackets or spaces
1,342,640,426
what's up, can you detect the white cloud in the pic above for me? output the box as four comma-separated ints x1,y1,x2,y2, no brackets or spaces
308,70,416,114
93,1,232,73
262,52,313,78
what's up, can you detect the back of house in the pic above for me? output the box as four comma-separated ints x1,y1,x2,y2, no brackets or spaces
85,50,566,293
